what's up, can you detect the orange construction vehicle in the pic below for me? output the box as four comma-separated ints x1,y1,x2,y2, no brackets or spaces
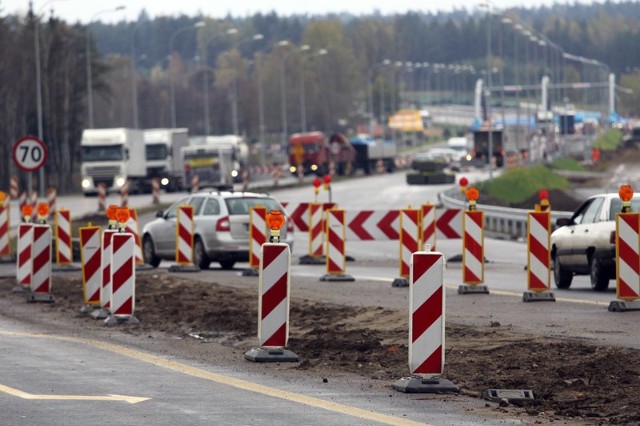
288,132,356,176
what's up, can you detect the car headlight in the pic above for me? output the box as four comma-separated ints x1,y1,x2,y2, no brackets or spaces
82,178,91,189
231,170,239,178
311,164,318,171
289,166,296,173
160,178,169,186
116,177,126,187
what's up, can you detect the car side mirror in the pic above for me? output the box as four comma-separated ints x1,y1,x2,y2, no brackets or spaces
156,210,164,218
556,217,572,227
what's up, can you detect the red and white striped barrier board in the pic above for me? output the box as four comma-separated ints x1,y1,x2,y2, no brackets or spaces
436,209,462,239
152,178,160,204
0,204,9,257
191,174,199,193
10,176,18,200
120,180,129,207
55,209,72,265
125,208,143,264
308,203,325,257
616,213,640,300
97,183,107,212
79,225,102,307
258,243,291,347
30,224,52,295
29,190,38,221
101,229,118,310
399,209,420,279
249,206,267,270
345,210,399,241
527,212,551,291
16,223,33,288
110,232,136,318
409,251,445,375
289,203,309,232
175,205,195,265
47,187,57,218
420,204,436,251
463,211,484,284
326,209,347,275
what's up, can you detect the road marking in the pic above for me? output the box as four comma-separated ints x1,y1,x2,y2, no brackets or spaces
0,383,149,404
2,332,428,426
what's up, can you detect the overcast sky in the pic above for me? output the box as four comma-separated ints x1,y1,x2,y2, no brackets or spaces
1,0,606,23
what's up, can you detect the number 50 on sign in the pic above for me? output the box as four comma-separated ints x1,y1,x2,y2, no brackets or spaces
13,136,48,172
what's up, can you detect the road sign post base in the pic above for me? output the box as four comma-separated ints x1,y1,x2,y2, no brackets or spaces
103,315,140,326
136,263,155,271
90,308,110,320
458,284,490,294
168,264,200,273
393,376,459,393
26,292,55,304
608,300,640,312
12,285,28,293
320,273,355,282
299,255,325,265
522,291,556,302
52,263,82,272
244,347,299,363
79,304,99,314
392,277,410,287
242,268,259,277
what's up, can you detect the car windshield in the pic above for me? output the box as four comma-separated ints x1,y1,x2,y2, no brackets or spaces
609,199,640,220
224,197,281,215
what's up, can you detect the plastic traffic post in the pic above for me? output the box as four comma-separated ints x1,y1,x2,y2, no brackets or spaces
90,206,119,320
302,202,326,264
609,185,640,312
14,214,34,293
523,209,555,302
243,206,267,277
168,205,199,273
0,191,12,261
244,213,298,363
393,251,458,394
393,207,420,287
420,203,436,251
53,208,80,272
79,223,102,313
459,187,489,294
320,208,354,282
27,222,54,303
125,208,144,266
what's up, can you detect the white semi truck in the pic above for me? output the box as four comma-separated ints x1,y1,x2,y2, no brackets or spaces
144,128,189,192
81,128,146,195
190,135,249,181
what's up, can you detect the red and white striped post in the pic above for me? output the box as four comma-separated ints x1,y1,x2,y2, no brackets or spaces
54,209,72,266
321,209,354,282
393,251,458,393
191,174,199,193
120,180,129,207
15,223,33,292
125,208,144,265
79,224,102,312
308,202,325,258
91,226,117,320
458,187,488,294
168,205,199,272
10,176,19,200
105,231,138,325
152,177,160,205
523,211,555,302
243,206,267,276
97,183,107,212
420,203,436,251
0,195,10,260
27,224,54,303
47,187,57,218
393,208,420,287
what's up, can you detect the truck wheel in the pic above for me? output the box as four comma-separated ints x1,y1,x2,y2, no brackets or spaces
590,257,609,291
553,257,573,289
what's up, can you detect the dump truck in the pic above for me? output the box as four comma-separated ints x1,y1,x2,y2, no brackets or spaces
349,134,397,174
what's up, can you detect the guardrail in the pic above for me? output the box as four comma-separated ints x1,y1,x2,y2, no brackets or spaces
439,189,573,241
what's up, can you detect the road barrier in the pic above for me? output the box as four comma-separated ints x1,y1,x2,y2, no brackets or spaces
79,224,102,311
308,203,325,259
120,180,129,207
615,213,640,301
152,177,160,204
105,231,139,325
245,241,298,362
245,206,267,276
27,224,54,303
321,209,353,282
92,228,117,319
524,211,555,302
459,209,488,294
10,176,18,200
345,210,399,241
97,183,107,212
0,202,10,259
393,251,457,394
168,205,199,273
47,187,56,218
124,208,143,265
420,204,436,251
16,223,33,291
393,208,419,287
54,209,72,265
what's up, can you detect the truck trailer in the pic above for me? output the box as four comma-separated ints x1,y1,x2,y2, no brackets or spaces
144,128,189,192
349,134,397,174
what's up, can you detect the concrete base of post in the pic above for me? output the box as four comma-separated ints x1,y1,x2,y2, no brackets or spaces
90,308,110,320
12,285,27,293
79,304,99,314
103,315,140,326
458,284,490,294
320,273,355,282
244,347,299,363
522,291,556,302
168,264,200,273
26,293,55,304
393,376,459,394
241,268,259,277
608,300,640,312
52,263,82,272
299,255,325,265
391,277,410,287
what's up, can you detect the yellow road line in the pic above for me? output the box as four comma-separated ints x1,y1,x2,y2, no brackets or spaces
2,332,428,426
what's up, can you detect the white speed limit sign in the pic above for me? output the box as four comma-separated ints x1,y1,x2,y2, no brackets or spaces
13,136,48,172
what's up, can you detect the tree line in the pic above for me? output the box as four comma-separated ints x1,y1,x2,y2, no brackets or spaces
1,1,639,194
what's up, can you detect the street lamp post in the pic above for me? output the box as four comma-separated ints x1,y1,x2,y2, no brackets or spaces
169,21,205,129
368,59,391,135
228,32,262,136
86,6,126,129
300,47,327,133
277,40,291,149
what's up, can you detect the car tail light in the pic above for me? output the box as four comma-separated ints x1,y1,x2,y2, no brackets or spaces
610,231,616,245
216,216,230,232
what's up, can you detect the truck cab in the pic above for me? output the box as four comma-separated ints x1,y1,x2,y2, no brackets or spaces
289,132,355,176
144,128,188,192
